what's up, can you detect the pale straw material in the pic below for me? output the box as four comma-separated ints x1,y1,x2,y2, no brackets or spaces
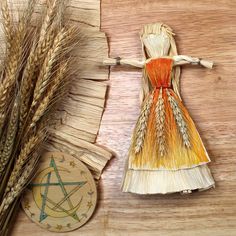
122,165,215,194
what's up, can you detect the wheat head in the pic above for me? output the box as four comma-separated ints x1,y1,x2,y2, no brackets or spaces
167,90,191,148
134,92,153,153
0,97,19,176
155,88,166,156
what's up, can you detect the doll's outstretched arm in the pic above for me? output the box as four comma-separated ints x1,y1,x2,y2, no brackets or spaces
173,55,214,69
103,57,144,68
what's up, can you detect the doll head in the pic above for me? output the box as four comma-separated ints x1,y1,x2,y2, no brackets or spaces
140,23,177,59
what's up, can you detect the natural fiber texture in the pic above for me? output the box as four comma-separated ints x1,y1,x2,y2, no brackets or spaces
0,1,78,234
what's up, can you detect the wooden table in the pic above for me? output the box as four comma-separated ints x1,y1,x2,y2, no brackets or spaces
12,0,236,235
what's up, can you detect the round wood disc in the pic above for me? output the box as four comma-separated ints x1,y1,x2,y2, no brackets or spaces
21,152,97,232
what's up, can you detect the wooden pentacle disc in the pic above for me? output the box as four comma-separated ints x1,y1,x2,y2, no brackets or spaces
21,152,97,232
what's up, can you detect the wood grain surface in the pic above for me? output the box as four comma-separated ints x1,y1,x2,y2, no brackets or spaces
12,0,236,235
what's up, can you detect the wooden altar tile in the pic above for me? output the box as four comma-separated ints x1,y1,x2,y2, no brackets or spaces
21,152,97,232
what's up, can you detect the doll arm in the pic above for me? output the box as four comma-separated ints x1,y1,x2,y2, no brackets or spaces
173,55,214,69
103,57,145,68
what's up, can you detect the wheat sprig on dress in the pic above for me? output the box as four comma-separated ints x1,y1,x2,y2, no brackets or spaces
134,92,153,153
167,90,191,148
155,88,166,156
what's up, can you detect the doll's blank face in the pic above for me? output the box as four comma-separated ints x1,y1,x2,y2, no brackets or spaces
142,32,170,58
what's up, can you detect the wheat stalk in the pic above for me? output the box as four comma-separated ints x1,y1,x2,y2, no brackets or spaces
19,0,60,130
0,97,19,176
31,28,71,110
0,129,6,153
39,0,60,43
19,31,56,129
0,155,38,217
0,113,6,138
167,90,191,148
30,62,69,128
20,0,58,128
1,0,13,52
19,0,60,127
155,88,166,156
5,135,39,194
0,0,29,136
134,92,153,153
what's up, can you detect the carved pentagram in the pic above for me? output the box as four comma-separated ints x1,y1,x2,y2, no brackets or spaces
21,152,97,232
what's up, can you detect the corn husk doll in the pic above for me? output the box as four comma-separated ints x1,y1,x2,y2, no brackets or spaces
104,23,215,194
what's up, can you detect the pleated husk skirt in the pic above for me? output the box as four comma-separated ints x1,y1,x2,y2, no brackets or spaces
122,88,215,194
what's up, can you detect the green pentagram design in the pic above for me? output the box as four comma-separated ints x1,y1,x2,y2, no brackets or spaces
21,152,97,232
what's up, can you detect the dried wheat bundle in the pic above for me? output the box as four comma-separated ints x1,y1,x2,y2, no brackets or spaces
0,0,78,234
